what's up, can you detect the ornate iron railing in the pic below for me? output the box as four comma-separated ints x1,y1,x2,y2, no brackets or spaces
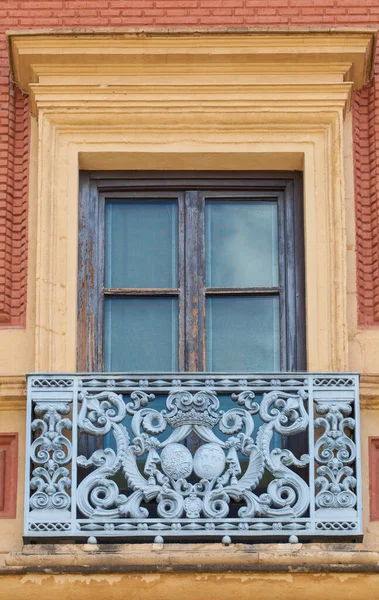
25,373,362,542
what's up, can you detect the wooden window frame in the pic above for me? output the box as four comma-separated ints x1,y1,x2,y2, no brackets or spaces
78,171,306,372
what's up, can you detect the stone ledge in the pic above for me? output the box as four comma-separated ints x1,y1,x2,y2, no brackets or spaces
2,543,379,571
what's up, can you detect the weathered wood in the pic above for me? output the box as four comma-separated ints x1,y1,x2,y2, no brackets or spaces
184,190,205,371
293,171,307,371
77,173,104,372
178,192,186,371
103,288,180,296
205,287,281,296
78,171,305,373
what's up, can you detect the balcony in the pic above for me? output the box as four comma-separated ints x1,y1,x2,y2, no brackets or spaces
25,373,362,542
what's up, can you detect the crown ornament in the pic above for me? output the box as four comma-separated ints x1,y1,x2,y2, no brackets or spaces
163,389,221,430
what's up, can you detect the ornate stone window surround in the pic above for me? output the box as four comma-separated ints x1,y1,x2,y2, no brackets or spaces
8,29,376,373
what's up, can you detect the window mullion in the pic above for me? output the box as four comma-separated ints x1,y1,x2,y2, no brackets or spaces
184,190,205,371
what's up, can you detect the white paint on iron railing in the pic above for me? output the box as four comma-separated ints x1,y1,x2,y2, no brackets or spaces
24,373,361,541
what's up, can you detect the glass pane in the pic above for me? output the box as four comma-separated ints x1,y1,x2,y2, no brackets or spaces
206,296,280,371
104,297,178,371
105,200,178,288
206,200,278,287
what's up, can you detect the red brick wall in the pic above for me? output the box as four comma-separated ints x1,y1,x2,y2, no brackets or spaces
0,1,378,326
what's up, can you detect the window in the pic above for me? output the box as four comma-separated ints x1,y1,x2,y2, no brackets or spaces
78,172,305,372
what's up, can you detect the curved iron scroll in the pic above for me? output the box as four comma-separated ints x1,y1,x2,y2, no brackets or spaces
25,374,361,540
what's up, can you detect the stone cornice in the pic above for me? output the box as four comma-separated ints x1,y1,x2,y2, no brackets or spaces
8,29,376,94
30,82,352,120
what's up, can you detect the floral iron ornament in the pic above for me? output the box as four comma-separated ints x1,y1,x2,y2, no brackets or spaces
76,387,310,521
25,374,361,540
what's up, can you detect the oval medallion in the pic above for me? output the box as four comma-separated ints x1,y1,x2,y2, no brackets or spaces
194,443,226,479
160,443,193,480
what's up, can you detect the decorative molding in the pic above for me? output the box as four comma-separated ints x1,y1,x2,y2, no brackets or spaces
0,432,18,519
29,82,354,119
6,30,376,372
34,111,348,372
4,29,377,334
0,376,26,411
8,29,376,94
359,375,379,409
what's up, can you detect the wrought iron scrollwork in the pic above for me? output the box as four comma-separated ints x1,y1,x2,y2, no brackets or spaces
29,400,72,513
76,387,310,523
314,401,357,511
25,373,361,540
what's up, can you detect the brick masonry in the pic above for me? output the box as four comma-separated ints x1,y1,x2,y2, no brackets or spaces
0,1,378,326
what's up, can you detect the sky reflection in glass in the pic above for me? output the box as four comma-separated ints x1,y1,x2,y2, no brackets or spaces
206,200,278,288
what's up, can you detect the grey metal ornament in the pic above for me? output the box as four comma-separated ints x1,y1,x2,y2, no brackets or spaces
25,373,361,541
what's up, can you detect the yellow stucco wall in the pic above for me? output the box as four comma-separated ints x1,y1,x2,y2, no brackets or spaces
2,572,379,600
